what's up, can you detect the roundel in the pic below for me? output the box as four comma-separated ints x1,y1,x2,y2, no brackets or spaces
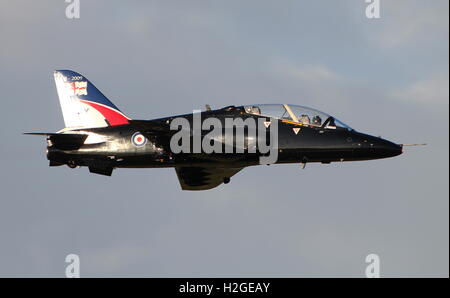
131,132,147,147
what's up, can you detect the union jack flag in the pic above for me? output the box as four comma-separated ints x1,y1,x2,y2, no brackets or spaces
66,81,88,96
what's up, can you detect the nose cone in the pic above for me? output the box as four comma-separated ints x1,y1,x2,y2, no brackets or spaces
353,133,403,160
372,138,403,158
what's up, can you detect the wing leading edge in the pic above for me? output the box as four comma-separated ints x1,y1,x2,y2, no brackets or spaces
175,167,243,190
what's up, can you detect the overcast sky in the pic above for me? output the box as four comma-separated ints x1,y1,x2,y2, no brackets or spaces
0,0,448,277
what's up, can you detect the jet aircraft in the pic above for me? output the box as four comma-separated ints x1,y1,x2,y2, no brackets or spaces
26,70,407,190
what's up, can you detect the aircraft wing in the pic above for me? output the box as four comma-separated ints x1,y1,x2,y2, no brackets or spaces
175,167,243,190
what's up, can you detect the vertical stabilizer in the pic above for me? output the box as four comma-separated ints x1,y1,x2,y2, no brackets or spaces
54,70,130,128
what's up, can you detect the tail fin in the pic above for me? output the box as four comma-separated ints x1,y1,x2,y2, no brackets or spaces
54,70,130,128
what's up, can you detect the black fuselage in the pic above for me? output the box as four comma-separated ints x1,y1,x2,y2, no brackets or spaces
46,106,402,174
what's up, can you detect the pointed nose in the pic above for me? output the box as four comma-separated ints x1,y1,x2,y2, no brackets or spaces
353,133,403,160
373,138,403,158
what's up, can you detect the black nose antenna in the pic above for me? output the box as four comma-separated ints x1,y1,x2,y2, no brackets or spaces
400,143,427,147
400,143,427,153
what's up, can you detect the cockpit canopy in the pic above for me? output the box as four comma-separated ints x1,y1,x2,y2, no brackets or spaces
244,104,353,130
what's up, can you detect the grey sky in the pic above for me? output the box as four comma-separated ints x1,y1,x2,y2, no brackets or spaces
0,0,448,277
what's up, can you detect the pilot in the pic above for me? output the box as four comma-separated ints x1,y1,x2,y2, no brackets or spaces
298,114,310,125
312,115,322,126
251,106,261,115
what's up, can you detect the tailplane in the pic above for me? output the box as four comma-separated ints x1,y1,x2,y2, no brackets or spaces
24,132,88,150
54,70,130,128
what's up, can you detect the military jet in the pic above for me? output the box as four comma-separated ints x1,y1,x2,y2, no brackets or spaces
26,70,406,190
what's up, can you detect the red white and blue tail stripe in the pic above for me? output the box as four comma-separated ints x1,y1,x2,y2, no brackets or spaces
54,70,130,128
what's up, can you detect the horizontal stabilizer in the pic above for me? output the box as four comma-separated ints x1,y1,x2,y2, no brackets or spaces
24,133,88,150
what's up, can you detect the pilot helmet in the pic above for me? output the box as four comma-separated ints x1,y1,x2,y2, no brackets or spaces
312,115,322,125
